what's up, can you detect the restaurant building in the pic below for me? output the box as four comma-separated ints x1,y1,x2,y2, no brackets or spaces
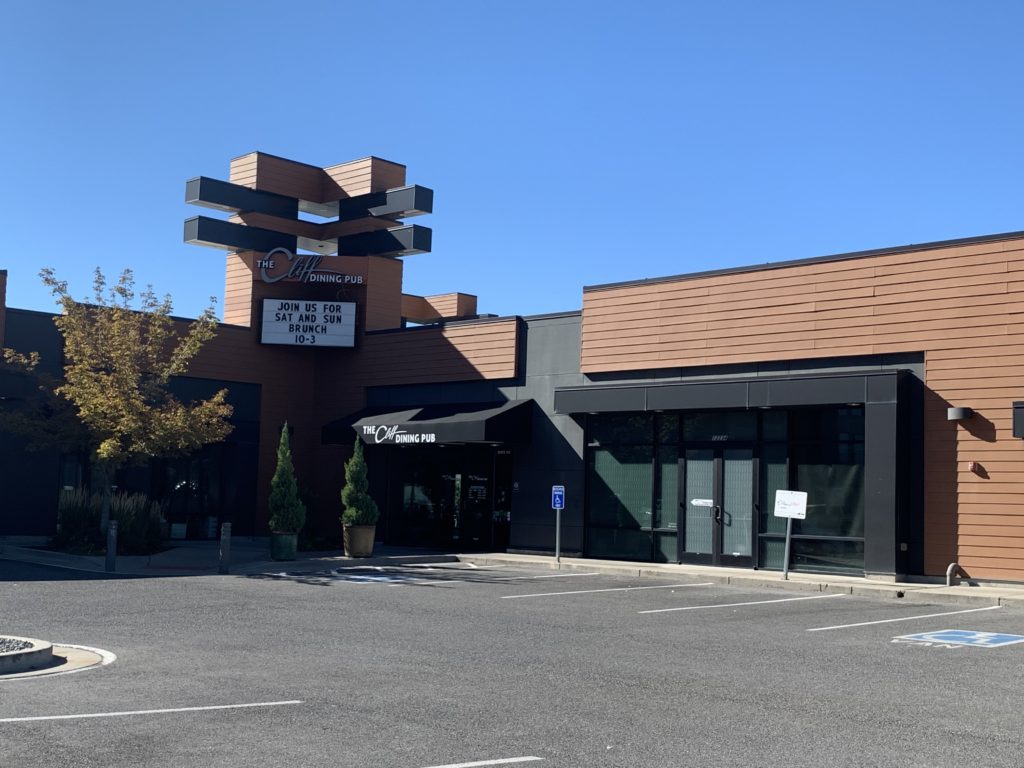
2,151,1024,583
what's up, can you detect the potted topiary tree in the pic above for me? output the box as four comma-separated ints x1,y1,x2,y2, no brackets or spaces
268,422,305,561
341,438,379,557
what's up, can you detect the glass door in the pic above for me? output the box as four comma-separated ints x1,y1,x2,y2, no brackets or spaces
679,447,754,566
460,472,492,548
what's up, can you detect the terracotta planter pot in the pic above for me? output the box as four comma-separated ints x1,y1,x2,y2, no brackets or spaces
270,532,298,561
343,525,376,558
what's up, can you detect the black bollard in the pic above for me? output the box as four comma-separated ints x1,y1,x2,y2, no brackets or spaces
105,520,118,573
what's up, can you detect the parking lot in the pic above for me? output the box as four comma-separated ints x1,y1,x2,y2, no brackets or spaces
2,559,1023,767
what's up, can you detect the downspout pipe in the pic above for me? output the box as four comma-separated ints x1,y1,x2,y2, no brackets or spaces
946,562,960,587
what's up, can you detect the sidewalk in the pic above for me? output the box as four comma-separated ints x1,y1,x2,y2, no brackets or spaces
456,552,1024,608
3,540,1024,608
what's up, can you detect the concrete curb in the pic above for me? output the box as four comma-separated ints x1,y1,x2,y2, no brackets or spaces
0,636,53,675
455,553,1024,608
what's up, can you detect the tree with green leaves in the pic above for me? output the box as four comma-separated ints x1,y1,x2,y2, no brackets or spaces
268,422,306,533
341,438,379,526
1,267,234,528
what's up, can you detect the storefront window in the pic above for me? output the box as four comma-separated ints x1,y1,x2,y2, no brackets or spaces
683,411,756,442
589,414,653,445
758,407,866,574
654,446,678,530
790,408,864,539
585,406,866,572
587,446,653,529
759,442,788,536
656,414,680,444
587,413,682,562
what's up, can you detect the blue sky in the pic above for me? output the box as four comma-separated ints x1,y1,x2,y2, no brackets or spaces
2,1,1022,320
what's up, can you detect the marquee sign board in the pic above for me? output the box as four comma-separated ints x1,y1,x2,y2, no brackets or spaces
261,299,356,347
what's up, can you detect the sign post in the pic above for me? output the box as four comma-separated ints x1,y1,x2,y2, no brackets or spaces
551,485,565,564
773,490,808,581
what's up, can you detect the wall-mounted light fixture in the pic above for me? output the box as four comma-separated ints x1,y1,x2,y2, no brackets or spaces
947,407,974,421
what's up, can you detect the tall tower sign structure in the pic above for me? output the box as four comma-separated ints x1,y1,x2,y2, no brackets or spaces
183,152,437,334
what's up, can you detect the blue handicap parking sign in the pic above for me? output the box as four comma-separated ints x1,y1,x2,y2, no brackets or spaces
895,629,1024,648
551,485,565,510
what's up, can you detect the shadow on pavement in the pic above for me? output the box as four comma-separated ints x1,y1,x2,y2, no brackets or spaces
0,559,143,582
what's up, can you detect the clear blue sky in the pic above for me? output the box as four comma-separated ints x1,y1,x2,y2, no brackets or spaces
2,1,1022,320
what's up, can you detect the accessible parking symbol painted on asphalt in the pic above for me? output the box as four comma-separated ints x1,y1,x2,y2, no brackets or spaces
893,630,1024,648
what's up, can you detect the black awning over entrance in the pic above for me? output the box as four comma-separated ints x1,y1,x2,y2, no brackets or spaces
322,399,533,446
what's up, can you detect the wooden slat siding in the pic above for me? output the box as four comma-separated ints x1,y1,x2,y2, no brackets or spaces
401,294,441,323
323,157,406,199
223,252,254,326
364,256,404,331
584,296,1023,333
250,153,324,202
425,294,458,317
581,235,1024,580
322,157,373,200
230,152,326,201
228,154,410,204
455,293,478,317
423,293,478,319
368,158,406,192
358,319,518,386
229,154,258,188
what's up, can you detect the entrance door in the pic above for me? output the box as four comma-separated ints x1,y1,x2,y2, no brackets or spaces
460,473,492,547
440,467,493,550
680,447,754,566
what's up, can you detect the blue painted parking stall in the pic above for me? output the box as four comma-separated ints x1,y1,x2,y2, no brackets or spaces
892,630,1024,649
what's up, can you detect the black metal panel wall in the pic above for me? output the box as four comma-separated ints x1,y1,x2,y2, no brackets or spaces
554,366,921,577
362,312,586,555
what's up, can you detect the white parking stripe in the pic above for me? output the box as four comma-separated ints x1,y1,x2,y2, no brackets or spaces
806,604,1001,632
0,700,303,723
640,593,846,614
501,583,713,599
492,572,601,581
421,758,544,768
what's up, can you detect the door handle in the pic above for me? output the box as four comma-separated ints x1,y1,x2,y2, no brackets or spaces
711,505,722,523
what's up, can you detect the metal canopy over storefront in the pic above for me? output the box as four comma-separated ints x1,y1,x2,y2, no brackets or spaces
553,370,909,414
322,399,534,446
554,370,922,579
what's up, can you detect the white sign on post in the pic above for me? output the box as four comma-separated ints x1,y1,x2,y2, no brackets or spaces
773,490,808,519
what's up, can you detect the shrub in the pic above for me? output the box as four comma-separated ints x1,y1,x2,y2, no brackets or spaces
52,488,165,555
52,488,101,553
341,438,379,527
268,422,305,533
109,492,165,555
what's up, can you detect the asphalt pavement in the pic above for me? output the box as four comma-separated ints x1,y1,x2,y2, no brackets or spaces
2,558,1023,767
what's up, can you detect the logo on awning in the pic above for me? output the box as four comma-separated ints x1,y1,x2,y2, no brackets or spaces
363,424,436,444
